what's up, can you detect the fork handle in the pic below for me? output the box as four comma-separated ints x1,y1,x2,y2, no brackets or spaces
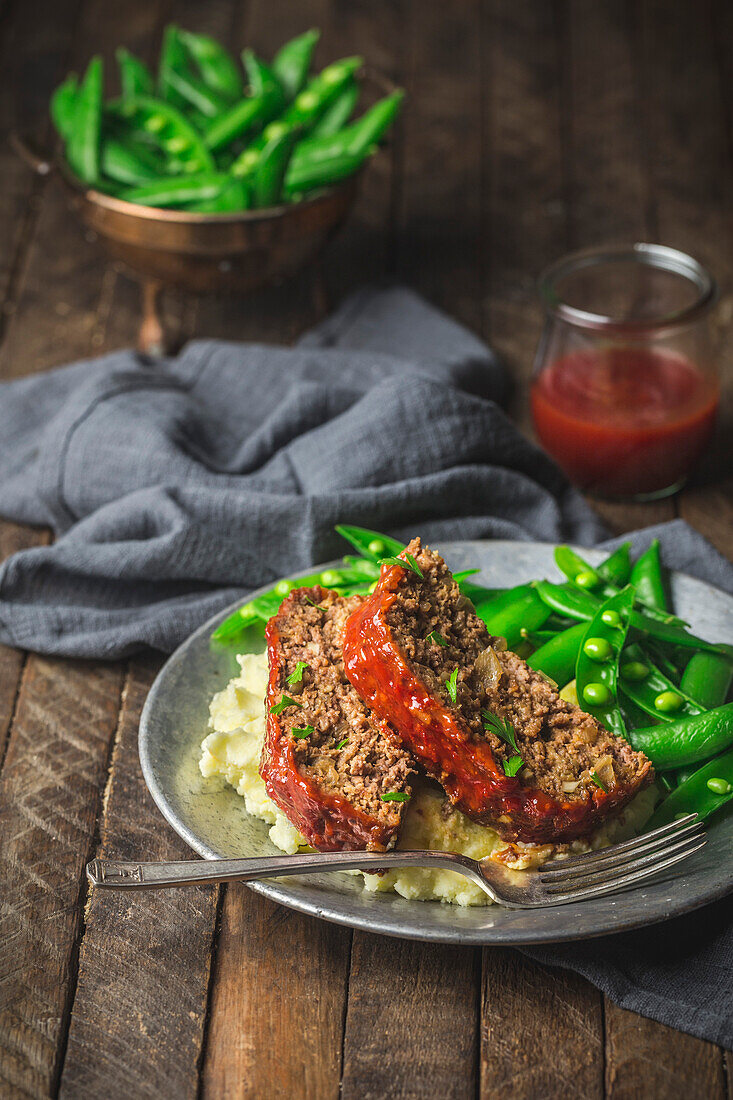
86,849,473,890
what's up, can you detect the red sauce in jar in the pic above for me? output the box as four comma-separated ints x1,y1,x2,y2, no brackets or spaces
531,347,719,498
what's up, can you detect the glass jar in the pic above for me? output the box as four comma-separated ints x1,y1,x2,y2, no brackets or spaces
531,244,719,500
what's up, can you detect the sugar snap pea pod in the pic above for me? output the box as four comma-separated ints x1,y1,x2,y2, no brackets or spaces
630,539,668,612
158,24,227,118
681,649,733,709
527,622,588,687
335,524,405,562
271,28,320,101
310,80,359,138
50,73,79,140
291,90,404,167
284,148,368,196
278,56,362,130
204,54,284,152
575,586,635,738
646,746,733,827
66,55,103,183
119,172,230,208
116,48,154,100
597,542,631,586
619,642,704,723
186,177,250,213
628,702,733,770
178,28,242,100
251,126,297,207
100,137,162,185
474,584,551,649
554,545,614,597
113,95,215,171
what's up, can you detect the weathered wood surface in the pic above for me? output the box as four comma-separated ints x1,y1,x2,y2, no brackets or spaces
0,1,731,1098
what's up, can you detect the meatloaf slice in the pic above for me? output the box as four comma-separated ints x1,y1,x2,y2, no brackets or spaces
342,538,653,843
261,586,413,852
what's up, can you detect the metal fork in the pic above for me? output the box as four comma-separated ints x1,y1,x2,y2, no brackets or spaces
86,813,705,907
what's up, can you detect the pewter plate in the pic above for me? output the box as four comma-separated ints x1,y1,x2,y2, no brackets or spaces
139,541,733,945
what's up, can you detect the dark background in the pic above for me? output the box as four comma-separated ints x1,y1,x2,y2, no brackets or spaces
1,1,732,1097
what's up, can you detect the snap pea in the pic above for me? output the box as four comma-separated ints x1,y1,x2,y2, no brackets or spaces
158,25,227,118
630,539,668,613
186,177,250,213
66,55,103,183
648,747,733,826
619,642,704,723
554,546,609,596
597,542,632,587
284,148,368,196
310,80,359,137
251,126,297,207
527,622,588,687
277,56,363,132
204,53,285,152
335,524,405,562
116,48,154,100
680,649,733,709
271,28,320,102
178,28,242,100
575,586,635,737
119,172,230,208
291,90,404,167
100,137,162,185
50,73,79,140
628,702,733,770
475,585,551,649
112,95,215,172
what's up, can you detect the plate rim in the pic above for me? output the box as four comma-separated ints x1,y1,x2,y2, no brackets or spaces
139,538,733,945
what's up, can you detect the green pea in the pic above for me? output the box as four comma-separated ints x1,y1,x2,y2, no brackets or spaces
274,579,294,597
295,90,319,110
620,660,650,682
368,580,378,594
144,113,166,133
320,569,341,587
583,637,613,662
601,609,622,628
368,539,386,556
264,121,289,140
575,569,600,589
654,690,683,713
165,136,190,154
238,602,255,618
707,777,733,795
583,682,612,706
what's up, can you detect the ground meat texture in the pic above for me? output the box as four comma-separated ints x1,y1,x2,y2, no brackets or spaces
343,538,653,844
261,586,413,852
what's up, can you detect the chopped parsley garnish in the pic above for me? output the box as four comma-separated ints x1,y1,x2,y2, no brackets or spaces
427,629,448,647
482,710,520,755
380,792,410,802
502,756,523,778
590,770,608,792
304,595,326,611
379,552,423,578
291,726,314,740
271,694,303,715
336,738,349,750
287,661,309,685
446,668,459,704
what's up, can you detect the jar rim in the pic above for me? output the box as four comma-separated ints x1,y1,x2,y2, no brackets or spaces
538,243,717,334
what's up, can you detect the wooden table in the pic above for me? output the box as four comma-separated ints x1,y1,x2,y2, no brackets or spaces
1,1,732,1096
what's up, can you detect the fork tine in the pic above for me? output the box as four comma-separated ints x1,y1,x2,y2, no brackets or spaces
543,838,706,905
539,819,704,882
541,812,698,871
542,832,704,891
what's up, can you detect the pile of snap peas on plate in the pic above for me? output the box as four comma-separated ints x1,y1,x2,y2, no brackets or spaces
50,28,403,211
213,524,733,831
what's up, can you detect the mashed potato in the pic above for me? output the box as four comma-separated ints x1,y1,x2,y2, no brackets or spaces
199,652,657,906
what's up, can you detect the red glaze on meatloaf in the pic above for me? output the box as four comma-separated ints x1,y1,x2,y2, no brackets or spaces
261,586,413,852
342,539,653,844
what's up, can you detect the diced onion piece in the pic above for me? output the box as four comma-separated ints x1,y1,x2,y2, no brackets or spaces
594,755,616,790
562,780,580,793
474,646,504,691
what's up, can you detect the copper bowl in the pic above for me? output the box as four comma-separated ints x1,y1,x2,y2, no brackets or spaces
12,70,391,350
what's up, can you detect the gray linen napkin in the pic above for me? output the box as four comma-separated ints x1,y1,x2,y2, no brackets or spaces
0,284,731,1047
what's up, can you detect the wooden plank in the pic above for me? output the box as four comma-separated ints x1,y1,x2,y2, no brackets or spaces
604,1004,725,1099
481,949,603,1098
202,892,350,1100
341,934,479,1100
0,655,124,1098
59,656,220,1100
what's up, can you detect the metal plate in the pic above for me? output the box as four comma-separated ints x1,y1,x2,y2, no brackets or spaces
139,540,733,945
